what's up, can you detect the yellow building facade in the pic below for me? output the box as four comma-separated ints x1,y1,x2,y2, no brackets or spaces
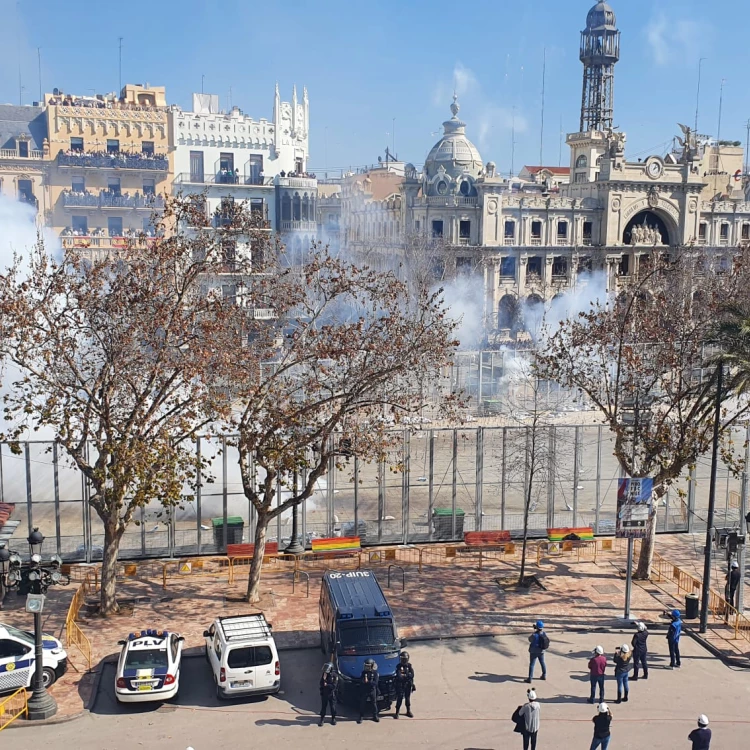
45,84,171,251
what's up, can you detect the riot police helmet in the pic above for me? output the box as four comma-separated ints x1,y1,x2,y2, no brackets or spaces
400,651,410,662
364,658,376,670
322,662,334,674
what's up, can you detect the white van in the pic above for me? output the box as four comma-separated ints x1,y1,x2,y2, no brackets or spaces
203,614,280,699
0,623,67,694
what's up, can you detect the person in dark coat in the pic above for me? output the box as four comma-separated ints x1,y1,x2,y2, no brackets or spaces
526,620,549,683
727,561,741,609
688,714,711,749
358,658,379,723
590,702,612,750
394,650,415,718
667,609,682,668
318,662,338,726
631,621,649,680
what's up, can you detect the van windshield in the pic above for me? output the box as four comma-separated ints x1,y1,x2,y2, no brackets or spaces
339,621,396,654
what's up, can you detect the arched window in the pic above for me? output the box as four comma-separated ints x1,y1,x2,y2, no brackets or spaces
292,192,301,221
301,193,309,221
281,194,291,221
460,180,470,196
576,154,588,169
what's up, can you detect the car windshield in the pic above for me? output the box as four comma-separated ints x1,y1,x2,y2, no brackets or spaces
124,648,168,670
339,621,396,654
3,624,34,646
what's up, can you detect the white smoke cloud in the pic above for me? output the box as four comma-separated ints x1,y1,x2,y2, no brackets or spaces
438,274,486,350
645,13,704,66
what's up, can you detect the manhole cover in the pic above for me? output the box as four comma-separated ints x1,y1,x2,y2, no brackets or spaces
593,584,621,595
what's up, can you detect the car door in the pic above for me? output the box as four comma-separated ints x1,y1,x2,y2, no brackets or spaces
209,632,222,682
0,638,33,692
251,645,276,690
225,646,256,690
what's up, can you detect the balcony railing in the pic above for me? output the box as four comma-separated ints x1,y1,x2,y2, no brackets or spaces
582,237,593,246
503,237,515,245
19,194,38,209
60,235,158,250
280,220,317,232
175,173,274,187
57,151,168,171
0,148,44,159
61,191,164,209
556,237,569,245
456,237,471,246
530,237,543,246
250,308,276,319
276,176,317,189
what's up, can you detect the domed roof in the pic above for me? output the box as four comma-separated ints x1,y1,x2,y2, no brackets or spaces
424,95,483,180
586,1,616,30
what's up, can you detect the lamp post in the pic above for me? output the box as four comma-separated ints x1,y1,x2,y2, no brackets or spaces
0,528,69,720
284,470,305,555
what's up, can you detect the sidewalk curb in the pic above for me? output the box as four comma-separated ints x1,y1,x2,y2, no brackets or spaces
683,626,750,669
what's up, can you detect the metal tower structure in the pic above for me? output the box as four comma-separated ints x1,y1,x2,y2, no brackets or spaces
579,1,620,132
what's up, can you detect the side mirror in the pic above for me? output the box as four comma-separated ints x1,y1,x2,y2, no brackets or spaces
177,636,185,642
202,630,211,638
400,639,408,648
117,640,126,646
268,623,273,630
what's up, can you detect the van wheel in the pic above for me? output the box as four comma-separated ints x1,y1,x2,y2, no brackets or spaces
215,682,225,701
42,667,57,688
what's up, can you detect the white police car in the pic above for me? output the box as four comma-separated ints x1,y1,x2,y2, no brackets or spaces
115,628,184,703
0,623,67,694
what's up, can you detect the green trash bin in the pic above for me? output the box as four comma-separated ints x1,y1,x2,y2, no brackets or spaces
212,516,245,548
432,507,465,541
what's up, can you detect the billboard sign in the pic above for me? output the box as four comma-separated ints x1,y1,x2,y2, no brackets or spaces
616,477,654,538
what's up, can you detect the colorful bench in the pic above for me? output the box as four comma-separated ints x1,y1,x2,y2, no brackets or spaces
461,530,514,552
310,536,361,559
547,527,594,542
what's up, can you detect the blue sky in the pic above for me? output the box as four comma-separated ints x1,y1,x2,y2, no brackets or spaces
3,0,750,176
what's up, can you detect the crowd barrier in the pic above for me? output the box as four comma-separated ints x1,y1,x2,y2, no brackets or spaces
64,568,97,672
0,687,27,732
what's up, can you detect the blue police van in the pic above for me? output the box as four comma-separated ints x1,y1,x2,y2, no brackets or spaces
319,569,405,710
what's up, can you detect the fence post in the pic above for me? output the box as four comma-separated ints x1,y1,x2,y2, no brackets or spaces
475,427,484,532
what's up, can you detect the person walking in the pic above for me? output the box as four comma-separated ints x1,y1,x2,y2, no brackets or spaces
318,662,338,726
727,560,741,609
590,702,612,750
631,621,649,680
667,609,682,669
688,714,711,749
613,644,632,703
587,645,606,704
526,620,549,683
518,688,541,750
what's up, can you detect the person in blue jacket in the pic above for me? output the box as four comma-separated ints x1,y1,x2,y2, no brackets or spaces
526,620,549,683
667,609,682,668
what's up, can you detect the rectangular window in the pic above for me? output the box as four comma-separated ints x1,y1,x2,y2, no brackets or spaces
527,256,542,277
531,220,542,238
143,178,156,196
71,215,88,233
71,177,85,192
295,157,303,174
618,254,630,275
414,220,420,233
18,179,33,200
456,257,472,275
743,224,750,240
107,177,121,196
431,220,444,238
18,140,29,158
250,199,264,218
500,257,516,278
142,217,155,234
583,221,593,241
141,141,154,155
720,224,730,239
552,256,568,276
106,139,120,154
504,220,515,239
107,217,123,236
70,137,84,152
459,220,471,239
557,221,568,238
248,155,263,184
190,151,204,182
698,223,707,240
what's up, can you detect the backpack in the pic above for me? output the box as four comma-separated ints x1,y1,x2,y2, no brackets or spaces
540,632,550,650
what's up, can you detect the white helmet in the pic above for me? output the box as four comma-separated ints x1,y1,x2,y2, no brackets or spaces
732,561,739,568
698,714,709,726
594,645,604,655
620,644,630,653
636,621,646,631
598,702,609,713
527,689,537,700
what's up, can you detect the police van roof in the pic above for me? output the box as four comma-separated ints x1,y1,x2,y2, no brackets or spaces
323,570,391,620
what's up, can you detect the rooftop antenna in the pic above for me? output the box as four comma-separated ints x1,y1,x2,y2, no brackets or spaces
539,47,546,166
558,113,563,167
201,74,204,94
37,47,42,102
715,78,726,175
745,118,750,176
18,62,22,106
392,117,396,157
694,57,706,134
118,37,123,93
511,106,516,177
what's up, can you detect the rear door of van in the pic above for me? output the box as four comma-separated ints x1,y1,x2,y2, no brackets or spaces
225,645,276,691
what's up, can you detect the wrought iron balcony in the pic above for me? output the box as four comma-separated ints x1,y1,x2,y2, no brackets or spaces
0,148,44,159
57,151,168,171
175,173,274,187
280,220,317,232
61,191,165,209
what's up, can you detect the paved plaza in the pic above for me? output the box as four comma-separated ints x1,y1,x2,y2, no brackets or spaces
9,634,750,750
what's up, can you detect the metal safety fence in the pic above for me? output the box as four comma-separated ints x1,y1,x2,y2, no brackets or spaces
0,687,28,732
64,568,97,672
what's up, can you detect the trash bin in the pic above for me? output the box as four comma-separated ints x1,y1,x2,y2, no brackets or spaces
432,507,465,541
685,592,700,620
212,516,245,548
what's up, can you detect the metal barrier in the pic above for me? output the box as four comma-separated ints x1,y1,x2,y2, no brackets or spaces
161,556,230,590
536,538,620,565
292,570,310,597
387,565,405,592
64,568,98,672
0,687,28,731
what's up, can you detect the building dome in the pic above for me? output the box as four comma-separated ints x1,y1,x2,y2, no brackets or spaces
586,1,616,30
424,95,483,180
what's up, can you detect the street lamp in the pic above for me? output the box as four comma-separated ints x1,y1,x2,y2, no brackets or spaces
284,470,305,555
0,528,70,720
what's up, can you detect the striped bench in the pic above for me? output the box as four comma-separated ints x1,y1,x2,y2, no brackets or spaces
227,542,279,559
460,530,514,553
547,527,594,542
311,536,361,559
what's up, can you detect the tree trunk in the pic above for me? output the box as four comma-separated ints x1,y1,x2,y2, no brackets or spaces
246,511,269,604
100,523,124,615
519,470,535,586
634,503,658,579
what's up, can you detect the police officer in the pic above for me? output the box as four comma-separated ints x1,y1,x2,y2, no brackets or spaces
394,651,415,719
319,662,338,727
358,658,379,724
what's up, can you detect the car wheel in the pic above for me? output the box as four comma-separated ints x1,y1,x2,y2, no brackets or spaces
42,667,57,688
215,681,225,701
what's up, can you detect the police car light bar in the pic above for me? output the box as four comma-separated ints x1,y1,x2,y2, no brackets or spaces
128,629,169,640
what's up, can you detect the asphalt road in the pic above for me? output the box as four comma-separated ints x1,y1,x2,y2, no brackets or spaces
9,633,750,749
